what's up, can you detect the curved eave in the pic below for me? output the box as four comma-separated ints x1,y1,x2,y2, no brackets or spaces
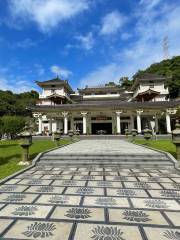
137,89,160,96
32,100,180,112
47,94,65,99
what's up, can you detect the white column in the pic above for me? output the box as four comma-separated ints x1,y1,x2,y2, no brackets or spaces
155,116,159,133
81,112,87,135
166,112,171,133
130,115,134,130
49,117,52,133
70,117,74,131
116,111,122,134
38,115,42,134
137,110,143,134
62,112,68,135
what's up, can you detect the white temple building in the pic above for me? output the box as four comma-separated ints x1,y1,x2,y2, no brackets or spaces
33,73,179,135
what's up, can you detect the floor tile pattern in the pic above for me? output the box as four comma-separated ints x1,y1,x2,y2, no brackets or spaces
0,165,180,239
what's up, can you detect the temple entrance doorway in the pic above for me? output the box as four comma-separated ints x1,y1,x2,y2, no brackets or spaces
91,123,112,135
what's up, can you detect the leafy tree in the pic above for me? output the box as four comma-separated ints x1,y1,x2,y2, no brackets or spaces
0,116,25,139
0,90,39,116
119,77,133,89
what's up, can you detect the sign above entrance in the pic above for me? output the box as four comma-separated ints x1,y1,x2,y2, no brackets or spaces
92,116,112,121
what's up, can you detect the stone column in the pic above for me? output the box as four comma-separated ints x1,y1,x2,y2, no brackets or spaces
116,111,122,134
81,112,88,135
166,111,171,134
137,110,143,134
62,112,68,135
38,115,42,134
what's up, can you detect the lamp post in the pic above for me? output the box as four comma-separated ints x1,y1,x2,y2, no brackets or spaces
172,120,180,160
19,125,32,165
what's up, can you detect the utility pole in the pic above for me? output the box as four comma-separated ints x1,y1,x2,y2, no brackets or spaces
163,36,169,60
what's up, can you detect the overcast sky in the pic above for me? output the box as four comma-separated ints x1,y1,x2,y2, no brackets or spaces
0,0,180,92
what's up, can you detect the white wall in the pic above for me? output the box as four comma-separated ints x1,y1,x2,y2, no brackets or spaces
133,81,169,101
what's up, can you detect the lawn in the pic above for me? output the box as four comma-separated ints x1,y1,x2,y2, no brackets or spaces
0,138,71,179
134,140,176,158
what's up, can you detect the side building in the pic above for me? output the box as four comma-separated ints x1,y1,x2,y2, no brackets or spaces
33,74,179,135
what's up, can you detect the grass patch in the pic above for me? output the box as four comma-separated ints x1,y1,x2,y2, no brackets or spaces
134,140,176,158
0,138,71,179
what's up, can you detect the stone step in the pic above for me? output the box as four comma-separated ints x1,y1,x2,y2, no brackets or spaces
38,160,173,166
40,158,170,163
40,156,168,161
41,155,167,159
43,152,166,158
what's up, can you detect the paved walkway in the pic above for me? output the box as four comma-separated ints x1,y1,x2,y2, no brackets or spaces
0,140,179,239
46,140,162,155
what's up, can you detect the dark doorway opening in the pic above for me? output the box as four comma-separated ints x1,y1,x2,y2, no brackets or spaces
120,122,129,134
92,123,112,135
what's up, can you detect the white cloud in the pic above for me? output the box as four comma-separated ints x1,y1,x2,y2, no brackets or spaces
34,64,45,76
15,38,37,49
79,1,180,87
139,0,162,10
75,32,94,50
100,11,126,35
50,65,72,78
80,63,121,87
8,0,90,32
0,76,35,93
121,32,131,41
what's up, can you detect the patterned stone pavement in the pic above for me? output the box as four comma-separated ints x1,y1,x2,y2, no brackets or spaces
0,164,180,239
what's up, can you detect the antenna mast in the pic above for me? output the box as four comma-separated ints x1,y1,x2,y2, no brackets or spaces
163,36,169,60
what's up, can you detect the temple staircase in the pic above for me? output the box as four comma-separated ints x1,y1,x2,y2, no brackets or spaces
36,140,176,168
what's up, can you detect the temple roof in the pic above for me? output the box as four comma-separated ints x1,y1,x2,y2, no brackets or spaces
78,83,125,93
33,100,179,112
36,77,74,93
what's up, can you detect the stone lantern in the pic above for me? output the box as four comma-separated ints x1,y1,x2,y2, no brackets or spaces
74,129,80,141
53,129,62,146
143,125,152,141
131,129,138,141
75,129,80,136
68,130,74,141
19,125,32,165
172,120,180,160
125,127,130,139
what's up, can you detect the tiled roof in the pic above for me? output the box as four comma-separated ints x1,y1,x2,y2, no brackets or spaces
33,100,179,112
36,77,74,93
